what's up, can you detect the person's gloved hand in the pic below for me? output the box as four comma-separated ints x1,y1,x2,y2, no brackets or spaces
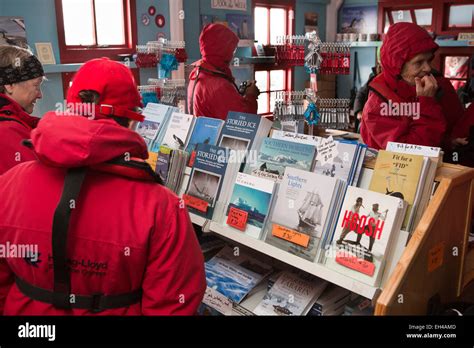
244,80,260,98
415,74,438,98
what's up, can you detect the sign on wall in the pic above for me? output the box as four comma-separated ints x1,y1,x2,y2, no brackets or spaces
211,0,247,11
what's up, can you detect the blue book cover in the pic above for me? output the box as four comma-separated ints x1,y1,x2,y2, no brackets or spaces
246,138,316,181
185,143,229,219
204,246,272,303
218,111,270,154
155,146,172,184
225,173,275,239
185,117,224,155
136,103,170,150
150,105,180,152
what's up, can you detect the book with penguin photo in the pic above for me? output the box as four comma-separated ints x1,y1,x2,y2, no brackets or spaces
160,112,195,151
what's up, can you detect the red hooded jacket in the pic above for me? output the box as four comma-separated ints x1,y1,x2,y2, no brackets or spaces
0,94,39,174
360,23,464,150
187,24,258,120
0,112,206,315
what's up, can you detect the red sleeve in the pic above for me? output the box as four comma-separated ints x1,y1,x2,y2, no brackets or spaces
452,103,474,139
361,92,447,149
0,258,14,315
0,123,36,175
141,196,206,315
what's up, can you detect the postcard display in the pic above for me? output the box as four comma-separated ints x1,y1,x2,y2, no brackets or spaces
133,38,474,316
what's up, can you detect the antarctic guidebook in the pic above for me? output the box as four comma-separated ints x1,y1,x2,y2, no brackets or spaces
245,137,316,181
184,143,229,219
225,172,275,239
205,246,273,304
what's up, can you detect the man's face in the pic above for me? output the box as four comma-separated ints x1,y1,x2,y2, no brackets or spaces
5,77,44,114
400,51,434,86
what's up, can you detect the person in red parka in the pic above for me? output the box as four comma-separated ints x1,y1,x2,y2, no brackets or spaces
187,23,259,119
360,23,464,150
0,45,44,174
0,58,206,315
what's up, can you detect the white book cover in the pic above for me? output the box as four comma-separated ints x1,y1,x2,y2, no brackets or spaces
324,186,405,287
265,167,340,261
136,103,170,147
161,112,195,151
225,173,276,239
253,272,327,316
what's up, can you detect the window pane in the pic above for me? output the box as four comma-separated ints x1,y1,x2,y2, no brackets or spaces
255,71,269,92
95,0,126,45
258,92,269,114
414,9,432,26
62,0,95,45
270,70,285,91
448,5,474,28
270,8,286,45
391,10,412,24
255,7,268,45
384,12,390,34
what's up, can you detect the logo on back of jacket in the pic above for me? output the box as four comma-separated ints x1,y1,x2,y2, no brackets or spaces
38,254,108,277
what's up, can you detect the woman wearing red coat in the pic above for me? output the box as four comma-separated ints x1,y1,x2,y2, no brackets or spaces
0,45,44,174
0,58,206,315
187,23,259,119
360,23,464,150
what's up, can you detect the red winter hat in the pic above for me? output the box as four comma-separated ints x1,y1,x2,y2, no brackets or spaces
67,58,144,122
199,23,239,73
381,23,438,87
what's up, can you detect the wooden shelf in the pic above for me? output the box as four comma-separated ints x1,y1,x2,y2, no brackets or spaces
209,221,380,300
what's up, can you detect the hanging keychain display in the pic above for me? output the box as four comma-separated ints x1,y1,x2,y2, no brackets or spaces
274,35,306,67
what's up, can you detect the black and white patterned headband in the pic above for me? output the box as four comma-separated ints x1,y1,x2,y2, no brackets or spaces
0,55,44,85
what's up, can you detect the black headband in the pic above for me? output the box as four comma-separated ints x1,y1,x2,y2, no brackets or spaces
0,55,44,86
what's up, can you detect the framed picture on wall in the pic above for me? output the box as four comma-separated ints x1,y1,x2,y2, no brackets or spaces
444,55,470,91
341,5,377,34
35,42,56,65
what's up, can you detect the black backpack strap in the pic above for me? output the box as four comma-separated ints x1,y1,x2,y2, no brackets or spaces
15,167,142,312
52,167,87,309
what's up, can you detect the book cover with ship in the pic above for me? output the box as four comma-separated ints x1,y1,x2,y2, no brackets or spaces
246,138,316,181
253,271,327,316
225,173,275,239
264,167,341,261
369,150,424,228
205,246,273,304
324,186,405,287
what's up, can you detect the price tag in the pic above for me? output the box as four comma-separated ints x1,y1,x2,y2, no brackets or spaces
336,252,375,276
202,287,233,316
428,242,445,273
146,152,159,171
316,136,339,166
188,150,197,167
226,207,248,231
182,194,209,213
272,224,310,248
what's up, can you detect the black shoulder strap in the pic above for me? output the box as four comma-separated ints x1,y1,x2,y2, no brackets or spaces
52,167,87,309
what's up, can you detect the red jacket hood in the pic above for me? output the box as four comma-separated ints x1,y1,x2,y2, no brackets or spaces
31,111,148,168
380,23,438,90
0,93,40,129
198,23,239,77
